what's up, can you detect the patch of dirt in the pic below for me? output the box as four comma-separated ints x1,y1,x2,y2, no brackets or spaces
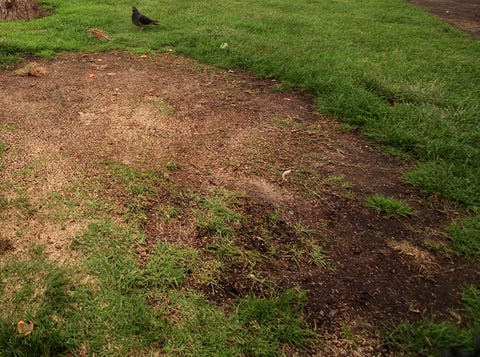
407,0,480,37
0,0,51,21
0,51,478,354
0,237,13,255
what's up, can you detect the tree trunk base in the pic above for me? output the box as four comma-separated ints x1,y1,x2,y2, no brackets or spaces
0,0,48,21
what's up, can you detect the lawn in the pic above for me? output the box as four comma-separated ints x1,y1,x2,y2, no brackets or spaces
1,0,479,355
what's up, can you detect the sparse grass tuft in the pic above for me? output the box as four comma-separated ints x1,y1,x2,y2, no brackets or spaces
155,98,174,116
290,224,331,269
339,123,358,133
307,242,330,268
270,83,288,94
365,194,414,218
0,140,8,159
193,190,244,238
156,203,181,221
141,241,199,290
0,196,37,218
106,162,160,199
45,187,108,227
165,161,179,171
105,162,168,228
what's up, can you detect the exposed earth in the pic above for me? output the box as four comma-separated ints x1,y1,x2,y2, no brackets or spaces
407,0,480,37
0,1,479,355
1,49,478,354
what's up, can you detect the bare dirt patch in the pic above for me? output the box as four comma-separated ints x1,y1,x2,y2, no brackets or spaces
407,0,480,37
1,51,478,353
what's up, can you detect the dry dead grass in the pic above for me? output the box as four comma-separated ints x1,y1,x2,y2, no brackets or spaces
387,239,440,276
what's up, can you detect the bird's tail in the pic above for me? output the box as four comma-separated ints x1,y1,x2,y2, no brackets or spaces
152,20,159,25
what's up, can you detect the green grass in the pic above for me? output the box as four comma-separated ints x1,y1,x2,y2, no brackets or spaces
105,162,160,199
447,215,480,259
2,0,480,353
1,0,479,211
154,98,174,116
156,203,181,221
0,217,314,355
288,237,330,269
193,190,244,238
291,224,331,269
0,163,315,355
105,162,166,228
0,247,79,356
365,194,414,218
163,289,314,356
43,182,110,225
339,123,358,133
0,195,37,218
3,0,479,240
0,140,8,160
389,287,480,356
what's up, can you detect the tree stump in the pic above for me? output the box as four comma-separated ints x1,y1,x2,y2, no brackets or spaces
0,0,46,20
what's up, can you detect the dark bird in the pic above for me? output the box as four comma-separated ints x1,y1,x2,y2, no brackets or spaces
131,6,158,31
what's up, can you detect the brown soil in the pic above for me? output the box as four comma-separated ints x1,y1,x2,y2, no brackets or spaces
407,0,480,37
1,50,478,354
0,0,49,21
1,6,478,357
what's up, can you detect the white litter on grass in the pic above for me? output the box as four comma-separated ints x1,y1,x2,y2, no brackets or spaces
220,43,229,49
282,169,292,181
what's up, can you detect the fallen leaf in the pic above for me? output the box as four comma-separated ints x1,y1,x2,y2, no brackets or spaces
448,309,462,324
282,169,292,181
91,63,109,70
17,320,34,336
29,65,48,77
89,28,111,41
14,62,48,77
